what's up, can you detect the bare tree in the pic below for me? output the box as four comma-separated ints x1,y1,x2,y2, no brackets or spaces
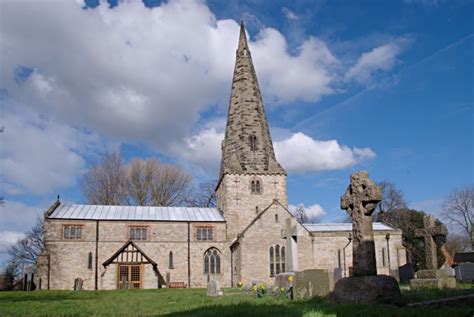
442,185,473,250
82,151,128,205
293,204,307,223
445,233,471,255
186,180,217,208
376,181,407,213
127,158,192,206
150,163,191,206
8,217,44,269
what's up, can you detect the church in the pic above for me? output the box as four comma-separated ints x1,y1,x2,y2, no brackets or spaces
37,23,406,290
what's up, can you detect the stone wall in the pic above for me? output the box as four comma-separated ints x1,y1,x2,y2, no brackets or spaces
44,219,231,290
216,173,288,240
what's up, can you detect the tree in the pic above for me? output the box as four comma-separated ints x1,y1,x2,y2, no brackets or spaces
8,217,45,270
293,204,307,223
2,262,18,291
186,180,217,208
82,152,192,207
444,233,471,255
442,185,473,250
376,181,407,214
82,151,128,205
378,208,447,269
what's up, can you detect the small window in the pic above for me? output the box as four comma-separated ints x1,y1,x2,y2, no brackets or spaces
63,225,82,240
337,250,342,269
256,206,259,214
197,227,213,241
130,227,147,240
249,135,257,151
88,252,93,270
275,214,279,222
251,179,262,195
169,251,174,269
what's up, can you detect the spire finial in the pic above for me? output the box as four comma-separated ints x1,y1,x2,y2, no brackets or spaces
57,194,60,201
237,20,248,52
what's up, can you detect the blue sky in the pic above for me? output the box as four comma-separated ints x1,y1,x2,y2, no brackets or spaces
0,0,473,266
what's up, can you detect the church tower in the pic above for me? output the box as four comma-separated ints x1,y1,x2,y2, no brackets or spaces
216,22,288,239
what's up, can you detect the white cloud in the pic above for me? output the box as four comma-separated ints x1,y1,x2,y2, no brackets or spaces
282,7,299,21
0,108,99,195
345,41,407,85
0,231,24,254
179,130,375,173
0,200,42,233
1,0,340,150
289,203,326,221
274,132,376,172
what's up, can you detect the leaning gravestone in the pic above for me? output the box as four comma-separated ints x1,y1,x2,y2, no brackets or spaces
331,172,401,305
207,278,222,297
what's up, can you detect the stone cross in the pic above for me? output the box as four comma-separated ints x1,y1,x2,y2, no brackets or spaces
281,218,299,272
414,215,447,270
341,171,381,277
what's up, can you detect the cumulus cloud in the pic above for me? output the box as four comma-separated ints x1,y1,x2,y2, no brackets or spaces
289,203,326,222
179,129,375,173
274,132,376,172
345,41,408,85
1,0,339,150
0,108,99,195
0,231,24,254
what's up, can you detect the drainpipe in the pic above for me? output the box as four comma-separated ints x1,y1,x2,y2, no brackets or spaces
187,222,191,288
95,220,99,290
343,233,352,278
230,247,234,287
386,233,391,272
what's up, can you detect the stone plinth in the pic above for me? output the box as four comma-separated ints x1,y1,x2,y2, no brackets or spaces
331,275,401,305
410,269,456,289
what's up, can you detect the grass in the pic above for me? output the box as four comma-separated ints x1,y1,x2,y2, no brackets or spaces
0,286,473,317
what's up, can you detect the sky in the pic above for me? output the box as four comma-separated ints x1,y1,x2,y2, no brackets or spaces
0,0,473,267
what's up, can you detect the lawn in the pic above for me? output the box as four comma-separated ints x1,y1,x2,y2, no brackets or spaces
0,286,473,317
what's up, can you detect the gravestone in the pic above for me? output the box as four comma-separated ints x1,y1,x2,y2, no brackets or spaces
207,278,222,297
331,172,401,305
409,215,454,289
455,263,474,282
399,263,415,284
275,270,333,300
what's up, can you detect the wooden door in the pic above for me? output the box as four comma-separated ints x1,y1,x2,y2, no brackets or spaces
117,264,142,289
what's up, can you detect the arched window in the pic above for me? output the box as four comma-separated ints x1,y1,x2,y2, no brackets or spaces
169,251,174,269
249,135,257,151
269,244,285,277
251,178,262,195
204,248,221,274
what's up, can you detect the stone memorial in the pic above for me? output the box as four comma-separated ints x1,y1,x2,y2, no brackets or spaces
207,278,222,297
409,215,455,289
331,172,401,305
275,269,334,300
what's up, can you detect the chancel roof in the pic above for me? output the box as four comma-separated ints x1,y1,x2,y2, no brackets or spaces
48,204,225,222
304,222,397,232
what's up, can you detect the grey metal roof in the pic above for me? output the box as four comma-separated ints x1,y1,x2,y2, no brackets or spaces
303,222,396,232
48,204,225,222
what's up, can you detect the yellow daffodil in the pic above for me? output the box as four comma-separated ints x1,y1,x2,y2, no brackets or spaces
288,275,294,282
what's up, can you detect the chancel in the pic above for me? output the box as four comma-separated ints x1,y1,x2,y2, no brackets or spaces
37,23,406,290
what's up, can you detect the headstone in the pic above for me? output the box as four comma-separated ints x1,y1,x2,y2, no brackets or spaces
331,172,401,305
274,272,295,291
454,263,474,283
414,215,447,270
293,269,333,299
399,263,415,283
73,278,83,291
207,278,222,297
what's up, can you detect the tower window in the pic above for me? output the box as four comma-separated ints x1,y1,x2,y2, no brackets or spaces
249,135,257,151
251,179,262,195
275,214,279,222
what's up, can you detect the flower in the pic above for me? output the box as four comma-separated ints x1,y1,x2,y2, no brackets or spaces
252,285,257,292
237,282,243,288
259,283,266,289
288,275,294,282
280,287,285,292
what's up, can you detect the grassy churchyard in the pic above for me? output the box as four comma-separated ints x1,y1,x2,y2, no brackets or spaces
0,285,473,317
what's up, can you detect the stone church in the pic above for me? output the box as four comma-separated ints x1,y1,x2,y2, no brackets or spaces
38,23,406,290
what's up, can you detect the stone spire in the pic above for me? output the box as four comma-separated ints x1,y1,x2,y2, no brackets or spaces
219,22,286,179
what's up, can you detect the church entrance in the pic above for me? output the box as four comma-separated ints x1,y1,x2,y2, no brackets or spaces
117,264,142,289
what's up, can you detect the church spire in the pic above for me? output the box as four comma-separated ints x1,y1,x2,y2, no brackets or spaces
219,22,286,179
